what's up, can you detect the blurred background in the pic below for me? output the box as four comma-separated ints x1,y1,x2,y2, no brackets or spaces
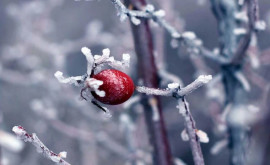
0,0,270,165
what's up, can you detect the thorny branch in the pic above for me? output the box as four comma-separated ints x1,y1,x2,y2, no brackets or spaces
12,126,71,165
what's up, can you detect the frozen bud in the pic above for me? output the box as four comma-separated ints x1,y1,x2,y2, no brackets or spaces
255,20,266,31
154,10,166,17
234,28,247,35
122,53,130,62
172,32,181,39
181,129,189,141
182,31,196,40
196,129,209,143
234,11,248,22
81,47,92,56
145,4,154,12
168,83,180,89
54,71,63,79
58,151,67,158
102,48,110,57
198,75,212,83
131,17,141,25
12,126,26,137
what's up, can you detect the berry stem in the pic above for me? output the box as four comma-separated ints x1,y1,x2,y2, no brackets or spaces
126,0,173,164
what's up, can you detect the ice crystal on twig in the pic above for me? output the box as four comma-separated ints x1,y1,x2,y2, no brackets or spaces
12,126,71,165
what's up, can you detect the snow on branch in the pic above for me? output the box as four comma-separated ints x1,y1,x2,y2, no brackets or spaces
136,75,212,98
177,98,205,165
110,0,229,64
12,126,71,165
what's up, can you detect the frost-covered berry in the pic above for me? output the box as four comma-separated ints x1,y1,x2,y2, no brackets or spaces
91,69,135,105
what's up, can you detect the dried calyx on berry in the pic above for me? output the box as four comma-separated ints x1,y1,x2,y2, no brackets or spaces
54,47,134,106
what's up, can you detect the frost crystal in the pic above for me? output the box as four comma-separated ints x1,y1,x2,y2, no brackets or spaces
145,4,155,12
182,31,196,40
255,20,266,31
233,28,247,35
12,126,26,137
234,11,248,22
154,10,166,17
198,75,212,83
196,130,209,143
168,83,180,89
54,71,83,86
181,129,189,141
86,78,105,97
131,16,141,25
59,151,67,158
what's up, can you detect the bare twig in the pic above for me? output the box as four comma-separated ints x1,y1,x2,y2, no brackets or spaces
110,0,229,64
177,98,205,165
12,126,71,165
136,75,212,97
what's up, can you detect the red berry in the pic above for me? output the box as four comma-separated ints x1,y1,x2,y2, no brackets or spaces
91,69,135,105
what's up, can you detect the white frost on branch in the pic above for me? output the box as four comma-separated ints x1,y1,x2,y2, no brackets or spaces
234,11,248,23
255,20,266,31
181,129,189,141
81,47,94,75
54,71,85,86
181,129,209,143
197,75,213,83
233,28,247,35
85,78,105,97
196,130,209,143
182,31,196,40
12,126,71,165
168,83,180,89
136,75,212,97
